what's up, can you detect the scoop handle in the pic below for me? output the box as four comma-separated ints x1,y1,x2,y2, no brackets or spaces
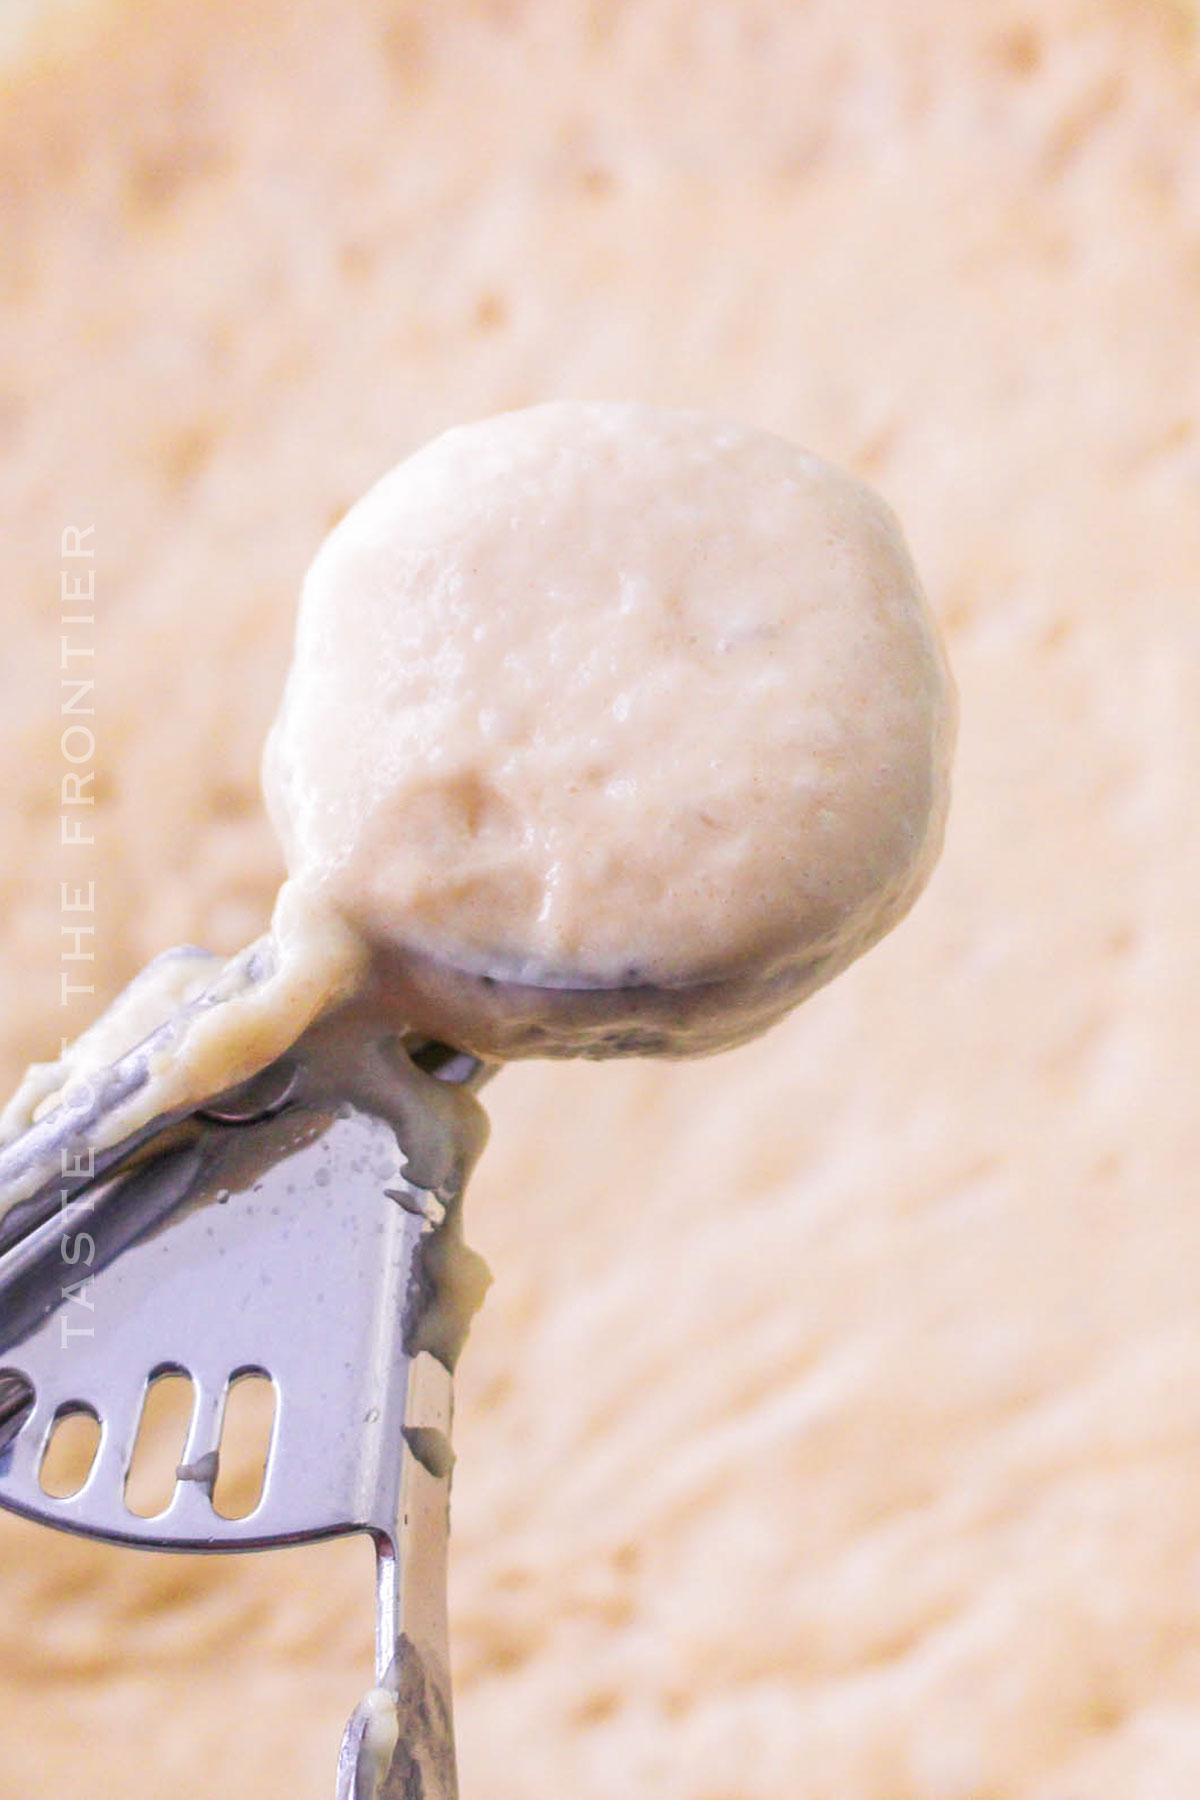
335,1359,460,1800
336,1629,459,1800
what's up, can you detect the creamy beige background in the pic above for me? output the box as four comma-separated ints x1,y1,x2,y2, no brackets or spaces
1,2,1198,1796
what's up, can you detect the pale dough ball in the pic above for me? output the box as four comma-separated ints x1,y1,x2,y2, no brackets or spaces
263,402,955,1059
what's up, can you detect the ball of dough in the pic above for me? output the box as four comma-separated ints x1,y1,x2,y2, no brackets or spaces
263,402,955,1059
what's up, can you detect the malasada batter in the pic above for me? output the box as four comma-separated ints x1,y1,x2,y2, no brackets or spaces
0,402,953,1205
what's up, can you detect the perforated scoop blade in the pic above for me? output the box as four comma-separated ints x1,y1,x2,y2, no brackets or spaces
0,1019,491,1800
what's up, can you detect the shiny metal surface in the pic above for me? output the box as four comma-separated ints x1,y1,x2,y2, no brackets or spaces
0,1020,492,1800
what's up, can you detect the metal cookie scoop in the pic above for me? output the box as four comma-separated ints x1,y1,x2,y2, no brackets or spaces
0,1010,493,1800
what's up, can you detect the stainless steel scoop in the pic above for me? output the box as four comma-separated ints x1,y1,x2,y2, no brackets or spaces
0,1007,493,1800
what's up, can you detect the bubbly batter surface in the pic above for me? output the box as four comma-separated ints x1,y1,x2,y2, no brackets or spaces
1,3,1197,1799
